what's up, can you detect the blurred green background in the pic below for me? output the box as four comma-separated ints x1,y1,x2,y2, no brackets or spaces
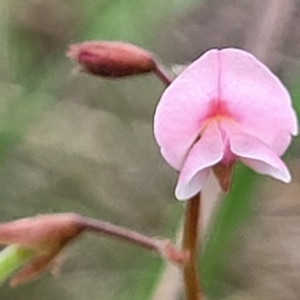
1,0,300,299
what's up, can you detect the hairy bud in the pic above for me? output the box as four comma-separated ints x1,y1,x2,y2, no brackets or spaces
0,213,83,286
67,41,156,77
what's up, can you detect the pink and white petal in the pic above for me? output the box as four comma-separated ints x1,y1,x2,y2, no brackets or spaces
175,122,224,200
154,49,220,170
219,48,298,155
175,169,210,201
230,133,291,183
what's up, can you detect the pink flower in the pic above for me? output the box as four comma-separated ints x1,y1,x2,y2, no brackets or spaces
154,49,298,200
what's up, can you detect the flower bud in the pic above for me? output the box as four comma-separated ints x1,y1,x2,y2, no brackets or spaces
67,41,156,77
0,213,83,286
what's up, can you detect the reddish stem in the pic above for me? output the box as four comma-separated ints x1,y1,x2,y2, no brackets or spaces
153,63,173,86
181,193,202,300
78,217,186,264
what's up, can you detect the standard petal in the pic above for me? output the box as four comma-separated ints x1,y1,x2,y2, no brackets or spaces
230,133,291,183
154,49,220,170
219,48,298,155
175,122,223,200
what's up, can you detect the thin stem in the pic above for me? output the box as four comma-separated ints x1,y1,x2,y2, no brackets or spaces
181,193,202,300
78,217,186,264
153,62,173,86
80,218,160,251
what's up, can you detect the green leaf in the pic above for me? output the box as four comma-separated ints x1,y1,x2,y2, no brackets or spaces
201,164,258,299
0,245,34,286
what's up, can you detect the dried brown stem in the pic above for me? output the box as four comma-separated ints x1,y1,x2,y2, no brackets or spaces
182,193,202,300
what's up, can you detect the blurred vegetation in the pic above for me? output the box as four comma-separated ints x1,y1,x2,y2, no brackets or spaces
0,0,300,300
0,1,199,299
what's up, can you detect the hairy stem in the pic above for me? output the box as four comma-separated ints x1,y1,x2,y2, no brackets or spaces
78,217,186,264
80,217,161,251
182,193,202,300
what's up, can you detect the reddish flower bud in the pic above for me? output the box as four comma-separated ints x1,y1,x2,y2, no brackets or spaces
0,213,83,286
67,41,156,77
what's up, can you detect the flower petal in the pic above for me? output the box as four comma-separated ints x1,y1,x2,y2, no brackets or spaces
219,48,298,155
154,49,220,170
230,133,291,183
175,122,223,200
